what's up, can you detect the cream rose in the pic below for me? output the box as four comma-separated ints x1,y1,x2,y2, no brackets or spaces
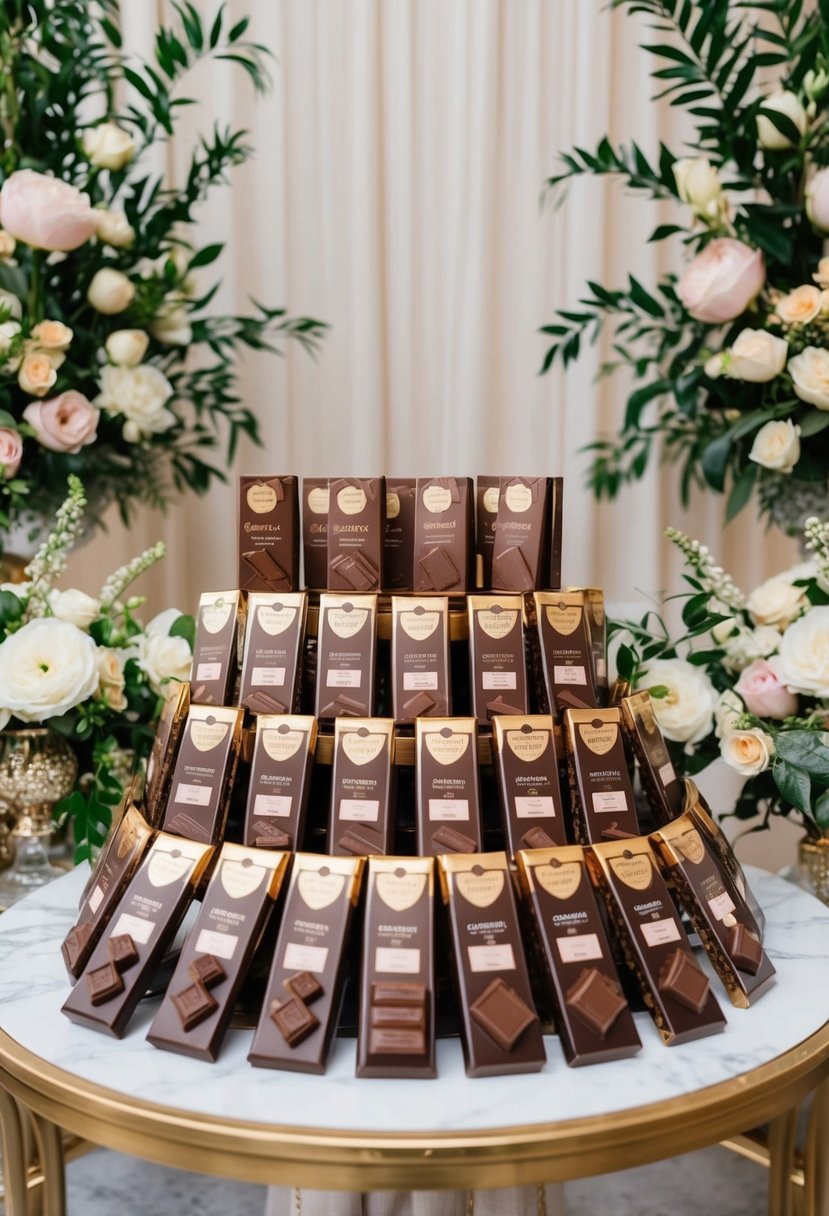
0,320,20,363
0,169,97,252
31,319,73,352
720,728,775,776
776,606,829,697
714,689,744,739
734,658,798,719
722,624,783,672
105,329,149,367
813,257,829,289
83,121,135,172
137,610,191,695
23,390,99,453
776,285,822,326
0,231,16,258
807,167,829,232
757,90,807,149
87,268,135,314
0,428,22,478
0,290,22,321
96,648,128,712
48,588,100,630
673,158,722,213
748,419,801,473
725,329,788,382
18,351,56,397
95,209,135,248
746,563,814,629
638,658,717,744
677,239,765,324
788,346,829,409
150,297,192,346
0,617,100,721
95,363,175,441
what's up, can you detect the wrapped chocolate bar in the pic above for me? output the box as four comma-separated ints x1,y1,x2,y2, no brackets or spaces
438,851,545,1076
475,476,500,588
515,844,641,1065
250,853,365,1073
549,477,564,590
415,718,483,856
566,587,607,705
239,591,307,715
587,838,726,1044
63,805,155,979
243,714,317,850
491,715,567,856
563,708,640,843
61,833,214,1037
143,681,190,827
238,475,299,592
467,595,529,722
328,718,396,855
357,856,436,1078
620,691,683,825
684,779,765,934
413,477,474,593
531,591,598,718
302,477,329,590
327,477,385,592
391,596,451,721
147,844,290,1061
190,590,245,706
315,593,378,720
160,704,244,845
384,479,416,591
650,814,774,1007
491,477,551,592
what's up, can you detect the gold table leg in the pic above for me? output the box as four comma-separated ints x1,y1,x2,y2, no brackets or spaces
768,1108,799,1216
803,1078,829,1216
0,1087,30,1215
28,1112,65,1216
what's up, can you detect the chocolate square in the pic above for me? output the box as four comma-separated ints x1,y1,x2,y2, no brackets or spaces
565,967,628,1039
520,826,557,850
172,981,218,1032
187,954,226,990
87,961,124,1006
469,977,538,1052
729,923,763,976
430,825,477,854
658,948,711,1014
367,1027,426,1056
270,996,319,1047
107,934,139,973
371,981,427,1007
284,971,324,1004
62,923,93,971
338,825,384,856
370,1004,426,1030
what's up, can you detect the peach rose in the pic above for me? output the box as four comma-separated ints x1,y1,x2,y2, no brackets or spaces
23,390,99,453
0,428,22,478
677,239,765,324
734,658,798,719
18,351,57,397
31,319,72,351
0,169,97,252
776,285,822,326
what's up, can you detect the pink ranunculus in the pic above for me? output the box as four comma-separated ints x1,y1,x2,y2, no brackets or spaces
677,238,766,324
734,657,797,720
0,427,22,478
0,170,97,253
23,390,100,453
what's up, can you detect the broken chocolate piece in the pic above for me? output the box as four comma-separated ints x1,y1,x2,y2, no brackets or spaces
62,923,93,972
163,811,208,840
491,544,533,592
370,1004,426,1030
658,947,711,1014
107,934,139,973
486,696,529,717
87,961,124,1006
172,980,218,1031
729,923,763,976
330,552,379,592
338,824,384,856
244,691,289,715
469,977,538,1052
187,954,226,990
601,825,637,841
284,971,324,1004
368,1027,426,1056
371,981,427,1007
254,831,292,850
565,967,628,1039
430,825,477,854
270,995,319,1046
402,689,438,718
520,826,557,850
243,548,290,587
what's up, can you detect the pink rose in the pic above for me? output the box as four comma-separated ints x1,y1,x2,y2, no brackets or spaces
0,427,22,478
677,238,766,324
734,658,797,720
0,170,97,252
23,390,99,453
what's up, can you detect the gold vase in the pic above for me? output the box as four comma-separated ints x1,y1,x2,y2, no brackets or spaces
0,729,78,908
797,836,829,907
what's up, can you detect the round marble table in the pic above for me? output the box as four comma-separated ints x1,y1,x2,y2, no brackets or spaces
0,866,827,1211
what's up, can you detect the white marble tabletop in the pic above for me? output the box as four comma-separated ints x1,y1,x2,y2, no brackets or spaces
0,866,826,1137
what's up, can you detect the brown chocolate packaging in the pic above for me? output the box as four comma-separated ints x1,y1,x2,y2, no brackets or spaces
238,476,299,592
61,833,215,1037
467,595,529,722
563,708,640,843
357,856,437,1078
315,593,378,719
684,779,766,935
243,714,318,849
391,596,451,721
327,477,385,592
328,718,396,855
147,844,290,1061
549,478,564,590
566,588,607,705
515,844,641,1065
531,592,598,718
142,682,190,827
239,592,307,715
250,853,365,1073
384,479,416,591
302,478,330,590
438,851,546,1076
475,476,500,589
413,477,474,593
190,590,245,706
415,718,483,856
620,690,684,825
160,704,244,845
491,477,551,593
491,715,567,856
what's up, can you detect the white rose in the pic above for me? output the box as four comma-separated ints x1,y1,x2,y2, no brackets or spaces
722,624,783,673
746,562,814,629
150,296,192,346
48,588,100,630
105,329,149,367
137,616,191,696
95,363,176,441
724,329,788,383
95,209,135,248
748,419,801,474
96,647,127,712
638,658,717,744
776,605,829,697
87,268,135,315
776,285,822,326
714,689,744,739
720,728,775,776
0,319,21,361
788,346,829,409
813,257,829,289
83,121,136,171
0,289,22,321
757,90,807,149
0,617,100,721
673,157,722,212
806,167,829,232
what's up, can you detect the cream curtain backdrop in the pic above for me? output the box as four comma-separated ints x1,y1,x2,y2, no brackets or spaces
68,0,797,619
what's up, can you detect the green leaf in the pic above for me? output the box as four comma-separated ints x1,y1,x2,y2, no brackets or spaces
774,731,829,780
0,410,17,428
773,758,811,816
701,432,732,492
0,589,24,627
725,462,757,522
815,789,829,831
797,411,829,439
169,613,195,647
616,643,636,681
189,243,224,269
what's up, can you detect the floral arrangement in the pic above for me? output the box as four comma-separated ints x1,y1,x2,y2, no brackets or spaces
0,478,193,859
613,516,829,840
0,1,324,548
541,0,829,532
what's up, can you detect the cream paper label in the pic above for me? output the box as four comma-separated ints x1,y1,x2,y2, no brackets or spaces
257,605,296,636
261,727,305,763
455,869,505,908
284,941,329,972
400,610,441,641
476,608,517,640
578,721,618,756
557,933,602,963
424,730,469,766
515,795,555,819
220,857,267,900
610,853,654,892
535,862,582,901
190,718,230,753
200,600,233,634
376,870,426,912
506,729,550,763
341,731,387,766
375,946,421,973
386,491,400,520
640,918,681,947
326,607,368,639
297,868,346,911
504,481,533,513
422,484,452,513
112,911,156,943
482,486,500,513
247,483,277,514
546,603,582,635
337,484,367,515
468,944,515,972
195,928,239,960
307,485,329,514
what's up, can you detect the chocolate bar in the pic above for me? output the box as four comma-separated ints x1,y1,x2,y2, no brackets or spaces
391,596,451,721
243,714,317,850
467,595,529,722
475,476,500,588
563,708,640,843
430,824,477,854
328,718,396,855
270,996,320,1046
491,477,551,592
486,696,529,717
338,825,385,855
566,588,608,705
250,853,365,1074
531,591,598,719
238,476,299,592
327,477,384,592
239,592,307,715
315,594,377,719
730,924,763,975
384,479,416,591
491,715,567,857
620,691,683,824
107,934,138,973
415,718,483,856
147,844,290,1061
370,1004,425,1029
413,477,474,593
521,826,557,850
143,682,189,826
686,779,765,934
190,590,244,706
302,477,329,590
160,704,244,845
372,981,426,1006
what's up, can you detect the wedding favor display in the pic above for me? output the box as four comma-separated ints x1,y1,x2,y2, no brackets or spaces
59,472,779,1082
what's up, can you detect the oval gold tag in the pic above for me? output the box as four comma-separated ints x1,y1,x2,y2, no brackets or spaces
456,869,505,908
200,600,233,634
261,728,305,763
342,731,387,766
376,870,427,912
534,862,582,901
148,848,194,888
546,604,582,636
386,492,400,520
504,482,533,513
506,729,550,763
400,611,440,641
220,858,266,899
308,486,329,514
609,853,654,891
257,604,296,637
326,607,368,639
298,869,346,910
422,484,452,514
675,828,706,865
247,483,277,514
424,731,469,766
477,609,518,640
337,485,367,515
578,722,617,756
190,719,230,752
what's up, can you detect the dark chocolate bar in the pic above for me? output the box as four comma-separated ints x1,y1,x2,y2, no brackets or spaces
327,477,384,591
190,591,243,707
255,831,292,849
430,825,477,854
658,947,710,1014
188,954,226,989
315,594,377,719
563,708,640,843
415,719,483,856
521,826,557,850
239,592,306,716
491,716,567,858
729,923,763,975
391,596,451,721
243,714,317,851
491,477,552,592
327,718,395,855
372,981,427,1007
238,476,299,592
384,479,416,591
302,477,329,589
413,478,474,593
